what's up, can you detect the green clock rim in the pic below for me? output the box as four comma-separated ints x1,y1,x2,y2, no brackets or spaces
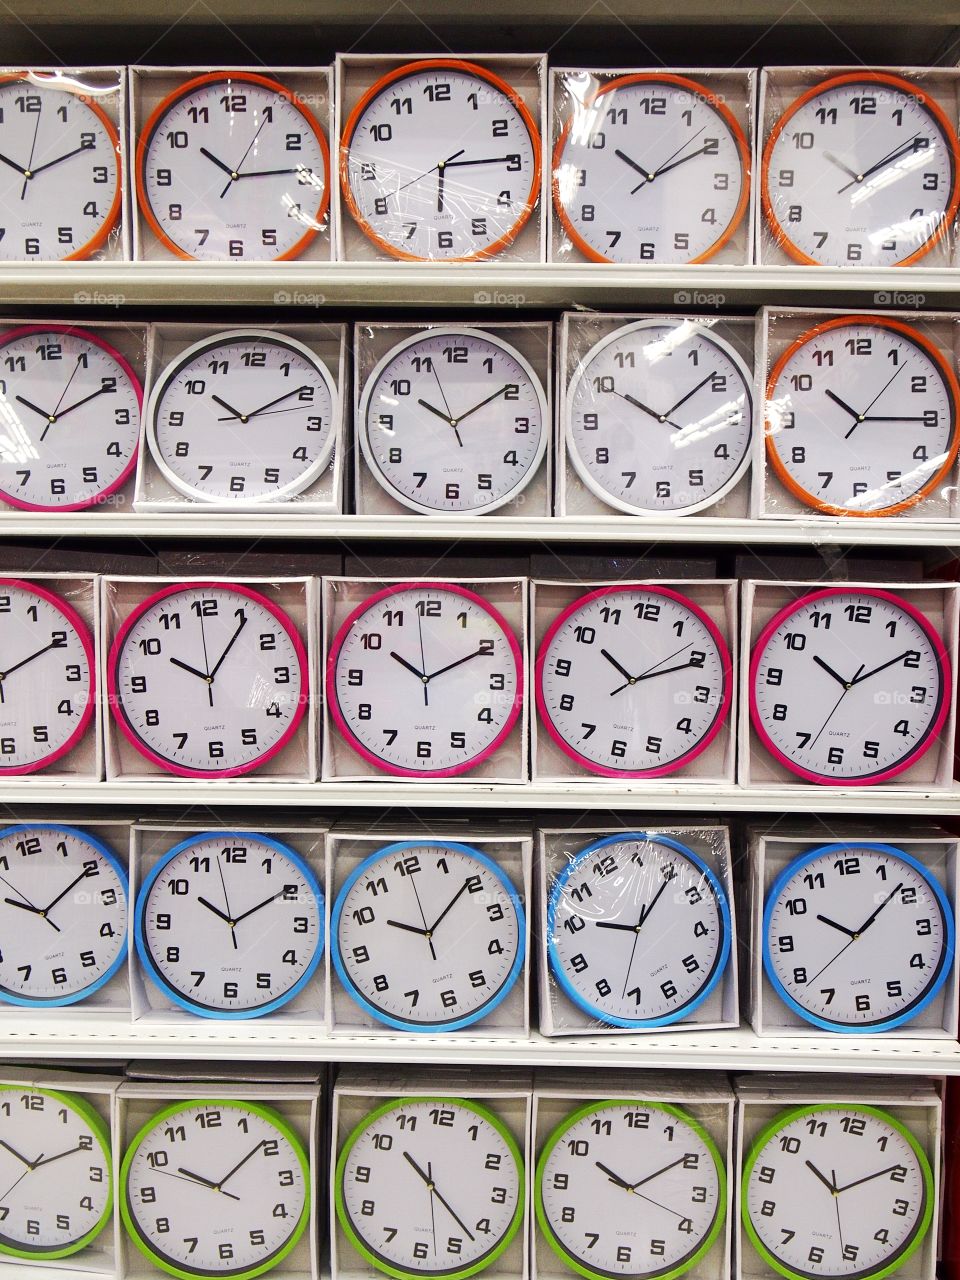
740,1102,934,1280
0,1085,113,1261
335,1095,526,1280
534,1099,726,1280
120,1097,310,1280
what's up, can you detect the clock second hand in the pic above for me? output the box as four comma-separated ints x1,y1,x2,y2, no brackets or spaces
217,854,238,952
832,1170,847,1259
403,1151,476,1241
807,663,864,750
409,874,437,962
0,875,60,932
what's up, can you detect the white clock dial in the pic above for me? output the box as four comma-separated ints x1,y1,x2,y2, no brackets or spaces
121,1099,309,1279
547,834,731,1028
567,320,753,515
536,585,731,777
0,76,120,261
0,824,127,1005
341,59,541,261
108,582,307,777
0,325,142,511
0,1086,112,1259
0,579,95,774
766,317,960,516
336,1096,524,1280
137,71,329,262
742,1104,933,1280
554,73,750,264
328,582,522,777
358,326,548,515
332,841,524,1031
749,588,949,784
762,72,960,267
136,832,323,1018
536,1100,726,1280
763,843,954,1032
147,329,338,504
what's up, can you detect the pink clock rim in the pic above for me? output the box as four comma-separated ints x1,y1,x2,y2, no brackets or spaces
748,585,952,786
0,577,96,775
326,580,524,779
534,583,733,779
0,324,143,513
107,580,309,779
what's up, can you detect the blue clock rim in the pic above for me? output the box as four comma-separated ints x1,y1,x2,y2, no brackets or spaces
546,832,732,1029
762,841,956,1034
134,830,325,1021
0,823,128,1009
331,839,526,1033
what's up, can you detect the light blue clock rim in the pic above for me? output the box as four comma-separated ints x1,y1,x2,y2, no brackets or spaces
331,839,526,1033
0,823,128,1009
134,831,325,1021
762,841,955,1034
546,832,732,1029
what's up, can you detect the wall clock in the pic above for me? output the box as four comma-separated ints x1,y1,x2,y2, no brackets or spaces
536,1099,726,1280
120,1098,309,1280
331,839,524,1031
0,73,121,261
553,72,750,264
749,587,950,785
135,830,324,1019
762,841,954,1033
136,70,329,261
108,581,308,777
565,319,753,516
0,1085,112,1259
340,58,541,261
765,315,960,517
327,581,522,777
0,578,95,774
546,833,731,1029
358,326,548,515
535,584,731,778
761,71,960,267
146,328,338,504
336,1095,524,1279
741,1103,934,1280
0,823,127,1006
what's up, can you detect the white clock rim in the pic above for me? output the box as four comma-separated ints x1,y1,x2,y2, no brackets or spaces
357,325,549,516
565,317,754,516
761,840,955,1033
134,829,325,1020
145,327,339,505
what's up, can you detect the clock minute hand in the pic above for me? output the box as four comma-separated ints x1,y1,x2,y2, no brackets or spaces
208,611,247,680
837,134,923,193
231,891,284,926
663,373,715,419
216,1140,267,1189
652,143,712,181
425,648,485,681
849,651,917,687
426,881,471,934
244,386,311,420
631,1155,688,1189
28,141,95,178
454,385,510,425
835,1163,904,1195
0,636,64,680
844,363,906,440
41,865,96,916
31,1144,85,1170
854,882,903,936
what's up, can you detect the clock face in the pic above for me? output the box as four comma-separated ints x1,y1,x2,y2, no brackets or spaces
566,320,753,516
135,831,324,1019
146,329,338,504
553,72,751,265
136,71,330,262
536,1100,726,1280
762,842,954,1033
327,582,522,778
0,324,143,511
108,582,308,778
762,71,960,267
336,1096,524,1280
536,585,731,778
749,587,950,785
121,1099,309,1280
0,579,95,774
547,834,731,1028
765,316,960,517
0,1086,112,1259
331,840,524,1032
0,75,121,261
0,824,127,1006
340,58,541,262
741,1104,933,1280
358,326,548,515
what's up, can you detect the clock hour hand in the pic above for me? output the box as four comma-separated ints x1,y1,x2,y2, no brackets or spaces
600,647,635,685
650,143,713,182
174,1165,241,1201
390,650,426,680
0,150,27,178
614,148,655,182
0,1138,38,1167
386,917,430,936
169,655,210,681
824,388,863,422
417,397,454,426
812,654,851,690
14,393,52,422
595,920,642,932
211,393,250,423
197,895,234,924
595,1160,633,1191
816,913,858,939
804,1159,838,1195
616,390,682,430
199,146,236,179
